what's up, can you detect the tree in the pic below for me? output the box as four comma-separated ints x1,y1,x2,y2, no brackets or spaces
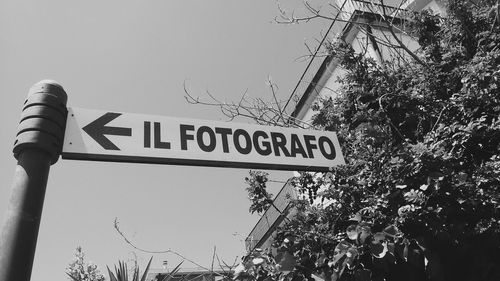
232,0,500,280
67,246,106,281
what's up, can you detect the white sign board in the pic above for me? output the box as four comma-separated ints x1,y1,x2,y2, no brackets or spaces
62,107,345,171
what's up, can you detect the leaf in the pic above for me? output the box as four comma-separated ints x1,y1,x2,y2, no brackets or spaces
404,190,426,204
107,266,118,281
140,257,153,281
66,272,80,281
161,261,185,281
132,269,139,281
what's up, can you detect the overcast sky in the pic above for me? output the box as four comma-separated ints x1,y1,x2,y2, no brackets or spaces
0,1,329,279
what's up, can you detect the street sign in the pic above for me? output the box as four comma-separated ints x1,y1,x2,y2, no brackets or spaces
62,107,345,171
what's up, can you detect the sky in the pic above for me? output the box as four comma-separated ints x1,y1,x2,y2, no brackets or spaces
0,0,328,280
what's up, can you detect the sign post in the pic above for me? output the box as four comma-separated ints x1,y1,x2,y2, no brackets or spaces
63,108,345,171
0,81,68,281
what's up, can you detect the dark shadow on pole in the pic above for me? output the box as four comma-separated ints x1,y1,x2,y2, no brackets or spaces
0,81,68,281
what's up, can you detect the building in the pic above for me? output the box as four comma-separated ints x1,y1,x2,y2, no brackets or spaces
245,0,445,254
147,267,231,281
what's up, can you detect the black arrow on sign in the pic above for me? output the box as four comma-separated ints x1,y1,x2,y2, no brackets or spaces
82,112,132,150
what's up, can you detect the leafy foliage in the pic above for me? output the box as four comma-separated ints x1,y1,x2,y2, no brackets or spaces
244,0,500,280
246,171,274,214
67,246,106,281
311,0,500,240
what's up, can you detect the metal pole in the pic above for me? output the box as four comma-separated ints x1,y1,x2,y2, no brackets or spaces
0,81,68,281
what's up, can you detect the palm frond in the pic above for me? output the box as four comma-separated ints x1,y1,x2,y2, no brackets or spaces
107,257,155,281
160,261,185,281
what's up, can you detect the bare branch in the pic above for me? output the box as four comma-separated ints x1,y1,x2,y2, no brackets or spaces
113,218,227,277
304,1,321,16
268,78,285,124
391,0,410,25
216,254,239,276
432,105,448,132
184,77,312,129
282,0,350,114
378,0,427,66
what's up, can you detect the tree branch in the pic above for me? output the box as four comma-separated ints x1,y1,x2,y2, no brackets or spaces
113,218,229,277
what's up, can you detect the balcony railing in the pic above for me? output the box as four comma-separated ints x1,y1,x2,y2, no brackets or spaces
245,180,296,251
